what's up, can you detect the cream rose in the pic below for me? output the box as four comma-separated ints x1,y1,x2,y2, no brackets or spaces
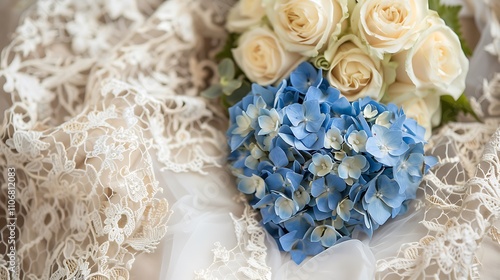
386,83,441,140
226,0,266,33
324,34,396,101
232,27,304,85
351,0,428,56
393,14,469,100
266,0,348,57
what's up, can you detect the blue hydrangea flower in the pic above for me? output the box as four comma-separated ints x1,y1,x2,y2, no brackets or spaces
363,104,379,119
375,111,392,128
279,99,326,150
228,95,267,151
365,125,409,166
336,198,355,222
283,212,315,237
312,204,333,221
324,126,343,150
279,231,324,264
348,179,368,203
402,118,427,144
227,62,435,265
290,62,323,93
311,225,340,247
292,186,311,210
254,193,280,224
352,97,387,116
269,146,289,168
338,155,369,182
274,137,306,165
251,83,277,107
363,175,406,225
275,194,299,220
265,173,291,194
311,174,346,212
263,222,285,250
273,81,300,110
394,143,437,199
258,108,281,136
238,174,266,199
349,206,376,238
286,100,325,138
244,143,266,170
365,155,383,173
232,111,253,137
394,150,424,196
347,130,368,153
246,96,268,121
304,85,340,105
308,153,334,177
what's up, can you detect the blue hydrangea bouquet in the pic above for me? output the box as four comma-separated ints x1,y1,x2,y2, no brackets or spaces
227,62,436,264
203,0,476,265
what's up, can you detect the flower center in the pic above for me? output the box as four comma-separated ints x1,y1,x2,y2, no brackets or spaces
380,5,405,24
379,144,389,155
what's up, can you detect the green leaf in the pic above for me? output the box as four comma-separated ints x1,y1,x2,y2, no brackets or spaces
429,0,472,56
440,93,481,125
218,58,235,79
201,84,223,99
222,79,243,95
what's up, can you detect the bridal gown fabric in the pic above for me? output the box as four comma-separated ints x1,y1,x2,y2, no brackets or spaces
1,0,500,279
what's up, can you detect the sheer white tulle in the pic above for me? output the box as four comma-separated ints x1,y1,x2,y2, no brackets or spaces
1,0,500,279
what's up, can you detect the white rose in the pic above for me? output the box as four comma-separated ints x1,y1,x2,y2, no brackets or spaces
351,0,428,56
226,0,266,33
386,83,441,140
393,13,469,100
232,27,304,86
266,0,349,57
324,34,396,101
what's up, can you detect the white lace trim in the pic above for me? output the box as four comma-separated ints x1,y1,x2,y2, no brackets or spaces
195,197,272,280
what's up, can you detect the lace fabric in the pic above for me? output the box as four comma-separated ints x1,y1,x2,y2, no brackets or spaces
1,82,170,279
0,0,233,279
2,0,500,279
194,198,272,280
0,0,163,126
85,0,235,174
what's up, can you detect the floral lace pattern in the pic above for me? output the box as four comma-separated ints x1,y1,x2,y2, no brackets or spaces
86,0,236,173
0,0,235,279
195,197,271,280
0,82,171,279
0,0,162,125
